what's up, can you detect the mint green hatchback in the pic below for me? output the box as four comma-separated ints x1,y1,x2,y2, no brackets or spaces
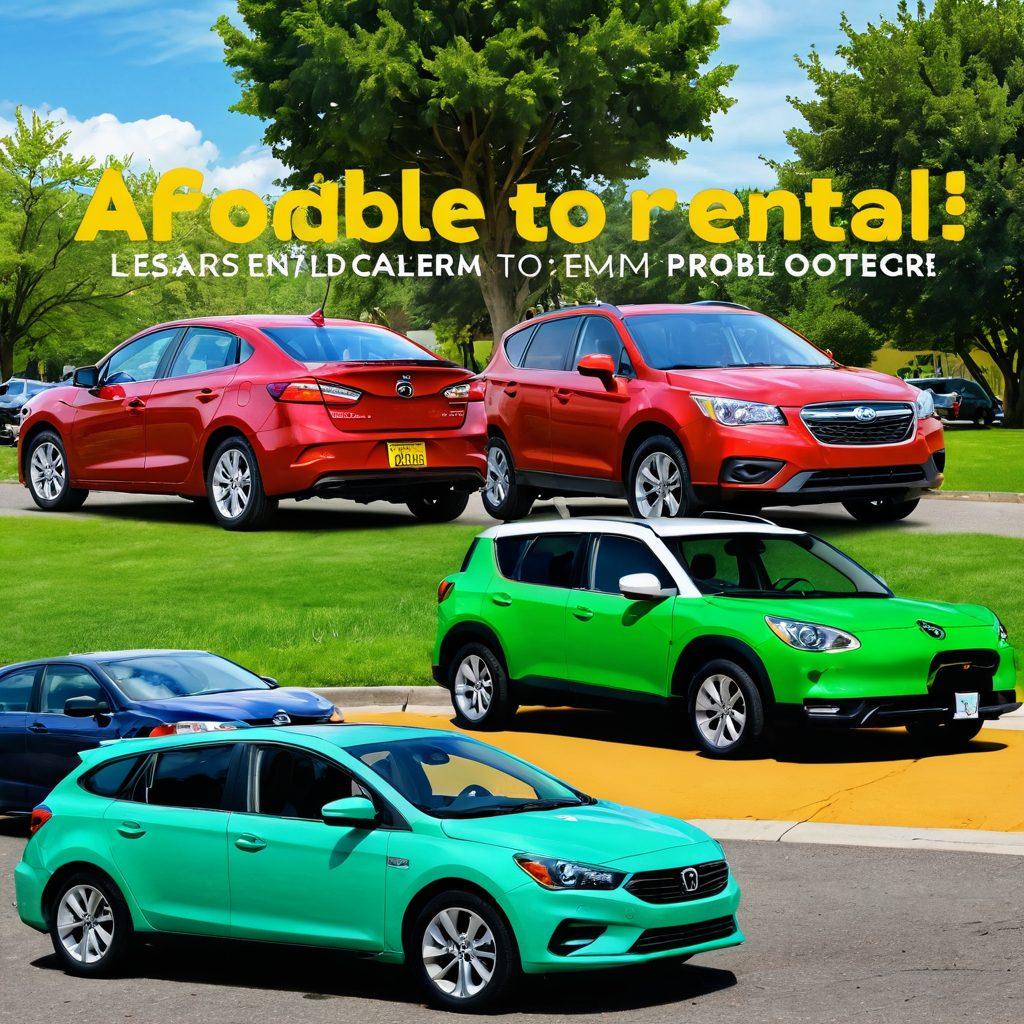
16,725,743,1011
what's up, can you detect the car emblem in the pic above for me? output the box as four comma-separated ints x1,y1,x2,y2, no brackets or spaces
681,867,700,893
271,711,292,726
853,406,877,422
396,374,414,399
917,620,946,640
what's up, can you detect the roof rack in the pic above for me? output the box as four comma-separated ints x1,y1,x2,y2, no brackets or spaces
698,510,778,526
690,299,750,310
528,301,621,318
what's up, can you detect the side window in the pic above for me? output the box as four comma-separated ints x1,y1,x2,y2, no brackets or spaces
39,666,106,714
83,756,143,797
104,328,179,385
0,669,35,712
521,317,581,371
494,535,531,578
136,745,233,810
167,327,238,378
252,745,367,820
589,536,674,594
503,326,534,368
573,317,627,372
518,534,583,588
239,340,255,364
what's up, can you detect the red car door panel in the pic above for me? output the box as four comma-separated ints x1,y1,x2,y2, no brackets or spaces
70,381,155,481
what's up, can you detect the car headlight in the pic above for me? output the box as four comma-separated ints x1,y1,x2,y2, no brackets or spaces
766,616,860,652
997,617,1008,643
914,388,935,420
514,854,625,891
692,394,785,426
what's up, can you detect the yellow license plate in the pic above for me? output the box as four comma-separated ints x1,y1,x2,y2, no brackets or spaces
387,442,428,469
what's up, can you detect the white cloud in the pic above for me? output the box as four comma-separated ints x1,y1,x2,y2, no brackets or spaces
724,0,785,39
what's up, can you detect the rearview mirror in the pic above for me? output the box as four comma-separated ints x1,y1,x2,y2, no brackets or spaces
64,695,111,718
619,572,677,601
72,366,99,389
577,352,617,389
322,796,377,828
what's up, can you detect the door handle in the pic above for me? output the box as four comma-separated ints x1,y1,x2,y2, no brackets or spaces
491,592,513,607
502,383,518,397
28,722,48,733
126,398,146,413
234,834,267,853
572,605,595,621
554,388,572,404
117,821,146,839
196,388,219,403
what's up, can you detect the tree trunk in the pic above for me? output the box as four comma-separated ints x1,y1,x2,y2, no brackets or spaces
1002,366,1024,428
0,333,12,381
477,268,521,347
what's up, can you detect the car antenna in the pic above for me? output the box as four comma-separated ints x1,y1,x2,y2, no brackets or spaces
309,275,332,327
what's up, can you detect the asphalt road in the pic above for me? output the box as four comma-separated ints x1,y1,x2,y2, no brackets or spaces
2,482,1023,536
0,823,1020,1024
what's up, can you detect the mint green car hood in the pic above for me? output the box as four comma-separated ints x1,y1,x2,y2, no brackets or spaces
439,801,710,864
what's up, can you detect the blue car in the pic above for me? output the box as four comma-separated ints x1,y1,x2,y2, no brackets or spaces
0,650,344,814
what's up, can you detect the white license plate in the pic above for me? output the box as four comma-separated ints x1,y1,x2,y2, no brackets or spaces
953,692,979,719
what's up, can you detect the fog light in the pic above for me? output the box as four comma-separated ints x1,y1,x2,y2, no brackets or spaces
548,921,607,955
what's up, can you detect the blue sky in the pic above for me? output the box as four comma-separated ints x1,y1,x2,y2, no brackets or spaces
0,1,903,195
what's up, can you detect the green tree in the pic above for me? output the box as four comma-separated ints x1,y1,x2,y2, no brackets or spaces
216,0,735,342
784,0,1024,424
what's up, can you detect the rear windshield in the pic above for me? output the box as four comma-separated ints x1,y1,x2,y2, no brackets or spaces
262,325,440,365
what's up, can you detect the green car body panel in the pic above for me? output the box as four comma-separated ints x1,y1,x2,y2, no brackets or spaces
16,726,743,973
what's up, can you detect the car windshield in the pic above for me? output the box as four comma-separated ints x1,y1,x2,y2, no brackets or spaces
624,313,833,370
3,381,26,397
100,653,272,701
350,734,588,818
262,325,442,366
665,533,890,598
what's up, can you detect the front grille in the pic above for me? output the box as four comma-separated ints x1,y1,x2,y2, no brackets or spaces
624,860,729,904
929,649,999,697
802,402,915,445
630,916,737,954
247,714,331,726
799,465,927,491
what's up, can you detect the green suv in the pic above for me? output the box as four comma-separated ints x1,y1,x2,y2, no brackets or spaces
433,517,1020,756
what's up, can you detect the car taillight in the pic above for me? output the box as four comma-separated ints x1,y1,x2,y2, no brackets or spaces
443,379,486,401
149,721,239,738
437,579,455,603
29,806,52,837
267,380,361,405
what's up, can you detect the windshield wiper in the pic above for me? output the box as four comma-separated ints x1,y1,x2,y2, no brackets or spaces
663,363,712,370
439,798,584,819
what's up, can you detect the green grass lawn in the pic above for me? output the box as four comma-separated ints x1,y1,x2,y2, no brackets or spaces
0,446,16,481
3,516,1020,686
943,428,1024,493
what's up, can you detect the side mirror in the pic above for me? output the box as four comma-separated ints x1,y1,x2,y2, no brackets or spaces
260,675,279,688
619,572,677,601
72,366,99,389
322,796,377,828
64,695,111,718
577,352,617,389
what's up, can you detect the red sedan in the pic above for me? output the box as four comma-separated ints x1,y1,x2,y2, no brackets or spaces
18,314,486,529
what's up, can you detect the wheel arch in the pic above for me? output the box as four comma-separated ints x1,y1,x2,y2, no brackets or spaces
201,423,255,482
19,418,64,480
438,621,510,681
619,419,687,484
40,861,134,929
671,634,775,711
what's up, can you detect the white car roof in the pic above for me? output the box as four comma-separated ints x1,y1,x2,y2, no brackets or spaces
478,516,806,540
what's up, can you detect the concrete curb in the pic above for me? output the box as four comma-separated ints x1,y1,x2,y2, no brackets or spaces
926,489,1024,503
316,685,448,709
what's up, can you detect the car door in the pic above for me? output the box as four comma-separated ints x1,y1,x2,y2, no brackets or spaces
0,666,38,812
563,534,678,696
27,664,120,802
70,328,182,481
144,326,240,484
548,315,633,480
226,742,389,949
488,532,585,683
103,743,236,935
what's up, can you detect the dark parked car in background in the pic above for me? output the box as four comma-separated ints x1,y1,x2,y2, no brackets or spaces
0,650,343,813
907,377,999,427
0,378,53,443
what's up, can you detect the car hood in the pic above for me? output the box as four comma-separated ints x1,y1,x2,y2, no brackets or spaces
666,365,917,407
705,596,996,633
127,686,334,722
440,801,711,863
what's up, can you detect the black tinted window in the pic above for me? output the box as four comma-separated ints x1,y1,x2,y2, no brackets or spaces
143,746,233,810
518,535,582,588
460,539,479,573
522,317,580,370
253,745,365,820
494,535,530,578
84,757,142,797
0,669,35,713
590,536,674,594
503,327,534,367
168,327,237,377
574,317,626,369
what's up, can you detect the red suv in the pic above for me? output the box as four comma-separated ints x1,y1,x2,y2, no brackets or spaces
19,315,486,529
481,301,945,523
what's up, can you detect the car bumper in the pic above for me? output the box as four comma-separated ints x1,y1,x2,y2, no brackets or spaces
778,691,1021,728
14,859,48,932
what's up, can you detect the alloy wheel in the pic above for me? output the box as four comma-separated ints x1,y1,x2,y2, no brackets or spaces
422,907,497,1001
694,673,747,749
30,441,65,501
634,451,683,518
454,655,493,721
485,446,510,507
212,448,252,519
56,885,114,965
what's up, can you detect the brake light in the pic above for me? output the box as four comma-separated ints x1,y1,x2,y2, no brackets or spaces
437,579,455,603
29,806,52,837
443,379,486,401
149,721,239,738
267,380,361,405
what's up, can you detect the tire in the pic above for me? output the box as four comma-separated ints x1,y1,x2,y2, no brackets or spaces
687,658,766,758
407,491,470,523
206,436,277,531
481,437,535,521
24,430,88,512
842,496,920,524
626,434,694,520
48,870,134,977
906,718,984,751
448,641,517,730
410,889,519,1012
